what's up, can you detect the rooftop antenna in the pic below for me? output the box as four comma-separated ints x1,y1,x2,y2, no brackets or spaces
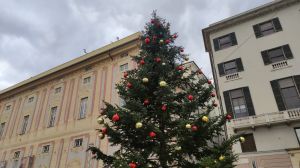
83,49,87,54
116,36,120,41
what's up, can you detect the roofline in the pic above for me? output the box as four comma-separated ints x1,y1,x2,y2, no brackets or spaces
0,32,141,96
202,0,299,52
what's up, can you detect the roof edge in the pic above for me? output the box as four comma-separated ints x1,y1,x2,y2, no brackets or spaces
0,32,141,96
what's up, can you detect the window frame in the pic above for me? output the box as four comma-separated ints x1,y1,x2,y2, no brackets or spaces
55,87,62,94
119,63,129,72
258,20,276,36
0,122,5,138
229,89,249,118
83,76,91,84
267,46,286,63
278,77,300,109
28,97,34,103
223,60,238,75
5,105,11,111
79,97,88,119
253,17,282,38
48,106,58,127
20,115,30,135
13,151,20,159
42,145,50,153
240,134,257,153
74,138,83,147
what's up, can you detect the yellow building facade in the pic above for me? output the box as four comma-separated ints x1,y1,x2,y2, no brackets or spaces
0,32,141,168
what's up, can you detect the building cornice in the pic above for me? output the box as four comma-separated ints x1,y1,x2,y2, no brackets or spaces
0,32,141,99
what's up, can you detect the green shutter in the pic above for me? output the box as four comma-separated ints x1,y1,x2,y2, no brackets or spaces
213,38,220,51
261,50,271,65
253,24,262,38
270,80,286,111
230,32,238,45
294,75,300,95
236,58,244,72
273,17,283,32
243,87,255,116
218,63,225,76
282,44,293,59
223,91,233,117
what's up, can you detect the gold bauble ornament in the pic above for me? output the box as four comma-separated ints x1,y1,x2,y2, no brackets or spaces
184,57,189,61
142,78,149,83
98,133,105,139
162,62,166,66
175,146,182,151
97,117,104,124
219,155,225,161
202,116,209,123
159,39,164,44
185,124,192,129
159,81,167,87
135,122,143,129
240,136,245,143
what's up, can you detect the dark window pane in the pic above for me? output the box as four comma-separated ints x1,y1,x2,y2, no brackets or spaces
219,35,232,49
268,47,285,63
279,78,300,109
279,78,294,88
224,60,238,75
230,89,243,98
241,134,257,152
260,21,275,36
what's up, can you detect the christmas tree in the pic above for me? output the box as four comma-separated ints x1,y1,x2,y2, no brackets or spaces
88,12,242,168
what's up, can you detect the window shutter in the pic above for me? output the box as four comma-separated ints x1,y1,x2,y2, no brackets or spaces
273,18,282,31
223,91,233,116
270,80,286,111
230,33,238,45
243,87,255,116
213,38,220,51
218,63,225,76
236,58,244,72
253,24,262,38
294,75,300,94
283,44,293,59
261,50,271,65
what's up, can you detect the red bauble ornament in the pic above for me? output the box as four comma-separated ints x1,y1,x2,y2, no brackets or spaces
151,19,155,24
211,93,216,97
188,95,194,101
192,125,198,131
226,114,232,120
176,66,184,71
154,57,161,63
101,128,107,134
145,38,150,44
124,72,128,78
143,99,150,106
207,80,212,84
161,104,167,111
129,162,137,168
165,39,171,44
127,82,133,89
213,102,218,107
153,35,157,41
112,114,120,122
173,34,178,39
149,131,156,138
139,59,145,65
180,48,184,52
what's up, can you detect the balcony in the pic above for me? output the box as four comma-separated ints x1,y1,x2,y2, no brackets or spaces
230,108,300,131
225,72,241,81
271,60,292,71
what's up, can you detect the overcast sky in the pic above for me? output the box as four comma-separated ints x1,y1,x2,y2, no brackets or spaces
0,0,272,90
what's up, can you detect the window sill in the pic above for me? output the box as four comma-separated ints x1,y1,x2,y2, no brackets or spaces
224,72,242,82
270,60,292,71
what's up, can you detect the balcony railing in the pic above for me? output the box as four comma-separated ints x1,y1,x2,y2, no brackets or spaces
225,72,240,81
271,60,292,71
230,108,300,130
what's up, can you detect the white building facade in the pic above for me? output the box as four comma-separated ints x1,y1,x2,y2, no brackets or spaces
203,0,300,167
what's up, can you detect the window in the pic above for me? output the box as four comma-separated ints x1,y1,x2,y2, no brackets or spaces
218,58,244,76
253,18,282,38
213,32,237,51
0,123,5,138
5,105,11,111
55,87,62,94
240,134,257,152
13,151,20,159
79,97,88,119
20,115,29,135
120,63,128,72
48,107,57,127
223,87,255,118
28,97,34,103
83,77,91,84
230,89,248,118
261,45,293,65
295,128,300,145
278,78,300,109
271,76,300,111
74,138,83,147
42,145,50,153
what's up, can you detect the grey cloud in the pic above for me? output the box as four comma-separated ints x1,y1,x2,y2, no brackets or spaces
0,0,272,90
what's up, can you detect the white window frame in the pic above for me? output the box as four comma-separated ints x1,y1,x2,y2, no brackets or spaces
79,97,88,119
13,151,20,159
83,76,91,84
28,97,34,103
55,87,62,94
48,107,57,127
42,145,50,153
74,138,83,147
5,105,11,111
119,63,128,72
